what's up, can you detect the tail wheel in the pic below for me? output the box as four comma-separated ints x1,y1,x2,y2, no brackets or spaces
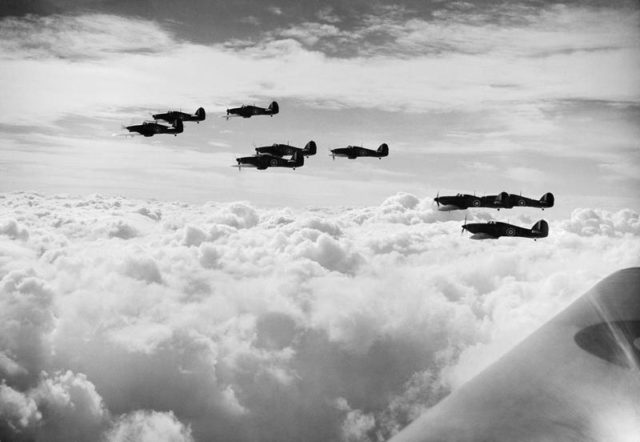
472,199,480,207
506,227,516,236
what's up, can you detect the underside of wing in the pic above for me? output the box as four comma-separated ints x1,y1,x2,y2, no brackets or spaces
389,267,640,442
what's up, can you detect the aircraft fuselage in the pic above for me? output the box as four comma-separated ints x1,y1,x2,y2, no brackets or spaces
331,146,387,159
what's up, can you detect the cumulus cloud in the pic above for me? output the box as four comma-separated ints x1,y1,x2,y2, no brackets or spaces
0,192,639,441
561,208,640,236
106,410,193,442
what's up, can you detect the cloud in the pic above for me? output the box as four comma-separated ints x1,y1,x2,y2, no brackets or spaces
561,208,640,236
0,5,638,127
1,192,639,441
106,410,193,442
0,14,176,60
0,6,637,213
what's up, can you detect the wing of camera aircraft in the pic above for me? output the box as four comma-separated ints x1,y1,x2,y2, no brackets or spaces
389,267,640,442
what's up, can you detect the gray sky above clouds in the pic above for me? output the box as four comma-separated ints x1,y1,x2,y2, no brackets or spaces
0,0,638,215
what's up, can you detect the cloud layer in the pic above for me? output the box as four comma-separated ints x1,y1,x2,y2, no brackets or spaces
1,192,639,441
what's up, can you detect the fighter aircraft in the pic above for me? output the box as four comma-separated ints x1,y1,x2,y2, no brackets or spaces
235,150,303,170
389,267,640,442
490,191,555,210
330,143,389,160
254,141,317,157
153,107,206,125
433,193,486,211
434,192,554,211
225,101,279,119
124,119,183,137
461,219,548,240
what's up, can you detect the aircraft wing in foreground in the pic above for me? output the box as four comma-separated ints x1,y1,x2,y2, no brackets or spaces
389,267,640,442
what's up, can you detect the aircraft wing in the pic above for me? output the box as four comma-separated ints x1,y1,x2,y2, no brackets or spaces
389,267,640,442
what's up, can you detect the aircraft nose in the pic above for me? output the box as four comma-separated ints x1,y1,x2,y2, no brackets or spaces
462,224,478,233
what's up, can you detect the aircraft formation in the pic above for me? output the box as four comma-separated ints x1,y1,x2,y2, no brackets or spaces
434,191,555,240
118,100,554,240
119,101,389,168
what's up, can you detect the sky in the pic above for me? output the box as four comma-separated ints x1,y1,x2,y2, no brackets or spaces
0,0,638,214
0,1,639,441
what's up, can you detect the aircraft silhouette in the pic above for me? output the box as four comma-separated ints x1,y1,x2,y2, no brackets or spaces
255,141,317,157
125,119,183,137
389,268,640,442
235,150,303,170
225,101,279,119
153,107,206,125
434,192,554,211
330,143,389,160
462,219,548,240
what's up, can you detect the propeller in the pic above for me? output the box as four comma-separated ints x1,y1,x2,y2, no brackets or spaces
461,214,467,236
231,154,242,172
435,191,440,207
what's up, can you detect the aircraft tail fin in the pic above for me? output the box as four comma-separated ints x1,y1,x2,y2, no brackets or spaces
531,220,549,238
496,191,509,205
269,101,279,115
304,140,317,156
196,107,206,121
377,143,389,156
291,150,304,167
174,119,184,133
540,192,554,207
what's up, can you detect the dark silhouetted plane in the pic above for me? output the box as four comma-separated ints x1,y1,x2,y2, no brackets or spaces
489,191,554,210
235,150,303,170
434,192,554,211
225,101,279,119
389,267,640,442
255,141,317,157
330,143,389,160
153,107,206,124
125,120,183,137
462,219,548,240
434,193,484,211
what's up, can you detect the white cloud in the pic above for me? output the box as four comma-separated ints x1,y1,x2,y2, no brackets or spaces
106,410,193,442
1,192,639,441
561,208,640,236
